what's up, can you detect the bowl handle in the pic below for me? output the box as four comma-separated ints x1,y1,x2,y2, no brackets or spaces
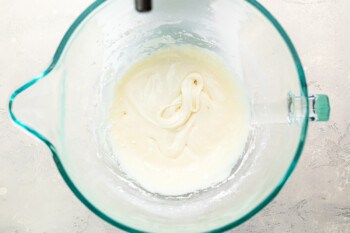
289,94,330,123
308,94,330,122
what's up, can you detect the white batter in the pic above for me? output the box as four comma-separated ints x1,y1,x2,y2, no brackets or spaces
110,46,250,196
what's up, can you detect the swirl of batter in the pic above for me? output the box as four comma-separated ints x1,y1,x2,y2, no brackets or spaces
156,73,204,129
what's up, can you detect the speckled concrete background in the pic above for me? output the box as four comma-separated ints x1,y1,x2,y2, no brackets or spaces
0,0,349,232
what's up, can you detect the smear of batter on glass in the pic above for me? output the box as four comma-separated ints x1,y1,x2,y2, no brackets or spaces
110,45,250,196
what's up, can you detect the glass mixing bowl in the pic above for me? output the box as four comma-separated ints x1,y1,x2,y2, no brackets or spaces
9,0,330,232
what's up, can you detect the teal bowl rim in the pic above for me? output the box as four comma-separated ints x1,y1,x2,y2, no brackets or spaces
8,0,309,232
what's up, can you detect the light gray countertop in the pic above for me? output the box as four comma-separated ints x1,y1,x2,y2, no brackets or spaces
0,0,349,232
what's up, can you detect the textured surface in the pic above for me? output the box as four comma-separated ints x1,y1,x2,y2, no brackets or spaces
0,0,349,232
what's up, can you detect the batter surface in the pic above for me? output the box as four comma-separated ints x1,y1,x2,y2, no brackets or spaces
110,46,250,196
